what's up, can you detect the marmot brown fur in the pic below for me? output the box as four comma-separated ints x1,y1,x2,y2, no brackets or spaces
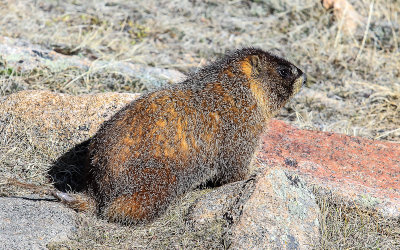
60,48,306,225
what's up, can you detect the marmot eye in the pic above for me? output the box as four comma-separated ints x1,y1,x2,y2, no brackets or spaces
278,68,291,78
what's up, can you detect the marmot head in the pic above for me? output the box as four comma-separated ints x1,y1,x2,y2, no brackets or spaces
236,48,306,117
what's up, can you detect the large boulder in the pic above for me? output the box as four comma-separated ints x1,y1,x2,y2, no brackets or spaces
260,119,400,219
188,167,320,249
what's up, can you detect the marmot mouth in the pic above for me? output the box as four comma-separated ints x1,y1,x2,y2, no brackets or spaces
292,73,306,96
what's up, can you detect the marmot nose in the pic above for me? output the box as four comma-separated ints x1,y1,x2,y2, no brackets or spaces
302,74,307,86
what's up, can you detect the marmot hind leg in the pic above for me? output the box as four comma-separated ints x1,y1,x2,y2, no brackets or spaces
102,188,176,225
99,167,179,225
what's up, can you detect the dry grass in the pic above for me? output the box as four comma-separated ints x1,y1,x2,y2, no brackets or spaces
1,0,399,141
0,56,147,95
46,189,226,249
316,191,400,249
0,0,399,248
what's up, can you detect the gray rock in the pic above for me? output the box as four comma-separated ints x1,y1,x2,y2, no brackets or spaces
227,167,320,249
0,36,185,89
188,166,321,249
0,196,77,250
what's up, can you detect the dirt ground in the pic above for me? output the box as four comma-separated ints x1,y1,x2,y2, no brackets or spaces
0,0,399,249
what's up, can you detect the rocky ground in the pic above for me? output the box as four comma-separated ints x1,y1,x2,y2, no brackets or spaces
0,0,399,249
1,89,398,249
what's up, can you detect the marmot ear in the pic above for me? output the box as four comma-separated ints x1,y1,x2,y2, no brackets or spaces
249,55,260,75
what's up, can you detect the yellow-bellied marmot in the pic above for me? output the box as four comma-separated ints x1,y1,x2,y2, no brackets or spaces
59,47,306,225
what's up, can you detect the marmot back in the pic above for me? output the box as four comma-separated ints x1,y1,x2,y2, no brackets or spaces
86,48,306,224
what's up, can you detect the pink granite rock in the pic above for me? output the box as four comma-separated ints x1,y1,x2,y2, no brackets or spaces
258,119,400,219
0,90,139,187
0,90,139,148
